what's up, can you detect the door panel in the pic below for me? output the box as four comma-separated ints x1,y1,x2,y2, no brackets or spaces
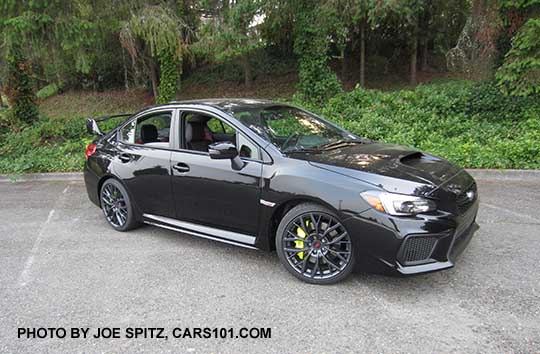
170,151,262,235
113,109,176,218
114,143,173,217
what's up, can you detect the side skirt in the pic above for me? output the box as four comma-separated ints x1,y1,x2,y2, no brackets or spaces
143,214,258,250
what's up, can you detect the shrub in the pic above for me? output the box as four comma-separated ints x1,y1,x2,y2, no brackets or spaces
36,83,60,100
496,18,540,97
0,108,20,135
0,115,91,174
307,79,540,169
1,80,539,174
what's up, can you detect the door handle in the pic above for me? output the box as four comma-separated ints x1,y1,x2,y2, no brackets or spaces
173,163,190,173
119,153,132,163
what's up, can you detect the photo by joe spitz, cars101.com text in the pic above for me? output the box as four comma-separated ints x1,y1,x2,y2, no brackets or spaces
84,99,479,285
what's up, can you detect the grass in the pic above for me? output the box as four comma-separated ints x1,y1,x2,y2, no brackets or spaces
39,88,152,118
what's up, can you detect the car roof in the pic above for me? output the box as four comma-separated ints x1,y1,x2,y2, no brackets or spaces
133,98,291,117
168,98,280,111
128,98,296,137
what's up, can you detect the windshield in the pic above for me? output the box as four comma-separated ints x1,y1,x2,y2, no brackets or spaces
227,105,360,152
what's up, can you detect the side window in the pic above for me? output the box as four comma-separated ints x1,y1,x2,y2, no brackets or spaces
119,120,136,143
207,117,235,134
183,112,260,159
119,112,172,147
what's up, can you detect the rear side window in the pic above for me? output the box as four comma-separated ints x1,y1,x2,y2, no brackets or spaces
119,111,172,147
119,120,136,143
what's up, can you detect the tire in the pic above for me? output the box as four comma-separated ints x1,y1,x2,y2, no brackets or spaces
276,203,356,284
100,179,140,231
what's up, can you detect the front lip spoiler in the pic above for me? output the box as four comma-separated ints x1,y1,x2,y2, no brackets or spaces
396,260,454,275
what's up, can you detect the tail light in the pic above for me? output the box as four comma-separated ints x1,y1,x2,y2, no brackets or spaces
85,143,97,160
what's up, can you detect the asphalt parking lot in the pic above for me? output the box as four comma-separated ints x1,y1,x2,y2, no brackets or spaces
1,178,539,353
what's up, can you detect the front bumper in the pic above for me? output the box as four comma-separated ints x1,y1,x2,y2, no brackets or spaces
396,220,479,274
343,197,479,275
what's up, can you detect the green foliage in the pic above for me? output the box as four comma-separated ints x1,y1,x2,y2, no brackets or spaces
496,18,540,96
187,48,296,85
157,50,180,104
0,107,19,136
0,114,91,174
1,0,540,174
2,80,539,174
302,80,540,169
194,0,262,89
0,0,97,86
120,5,187,60
0,89,149,175
293,3,342,105
36,83,60,100
4,48,38,124
204,0,262,60
119,4,190,99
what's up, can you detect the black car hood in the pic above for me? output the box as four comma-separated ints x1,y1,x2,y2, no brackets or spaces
289,142,472,197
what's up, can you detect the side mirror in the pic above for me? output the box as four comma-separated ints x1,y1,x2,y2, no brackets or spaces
209,141,238,159
86,118,103,136
208,141,244,170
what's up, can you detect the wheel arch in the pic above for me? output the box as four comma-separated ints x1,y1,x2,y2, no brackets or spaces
265,196,340,251
97,174,117,207
96,175,143,220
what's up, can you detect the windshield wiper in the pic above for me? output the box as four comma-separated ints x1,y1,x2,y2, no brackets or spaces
317,139,364,150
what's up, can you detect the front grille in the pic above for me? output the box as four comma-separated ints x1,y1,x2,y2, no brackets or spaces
456,183,477,214
400,236,439,264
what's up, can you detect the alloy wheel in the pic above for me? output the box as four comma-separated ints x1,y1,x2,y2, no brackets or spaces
101,183,128,228
281,212,352,280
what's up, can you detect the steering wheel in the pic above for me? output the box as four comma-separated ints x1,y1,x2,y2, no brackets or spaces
282,132,303,151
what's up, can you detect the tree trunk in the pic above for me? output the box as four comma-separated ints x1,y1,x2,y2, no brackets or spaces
122,48,129,91
149,59,159,100
359,21,366,88
242,53,252,90
341,47,346,80
421,39,429,72
410,29,418,86
420,1,431,73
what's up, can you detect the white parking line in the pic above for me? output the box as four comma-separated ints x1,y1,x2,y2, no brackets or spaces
16,184,72,287
17,209,55,287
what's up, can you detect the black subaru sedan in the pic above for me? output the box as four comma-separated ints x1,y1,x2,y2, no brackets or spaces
84,99,479,284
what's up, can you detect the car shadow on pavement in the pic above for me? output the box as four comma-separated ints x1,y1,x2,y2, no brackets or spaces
132,222,456,293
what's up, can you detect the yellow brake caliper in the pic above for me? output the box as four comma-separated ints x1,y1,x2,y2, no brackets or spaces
294,219,309,260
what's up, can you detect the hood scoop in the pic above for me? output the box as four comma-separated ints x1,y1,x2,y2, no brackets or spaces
399,151,424,165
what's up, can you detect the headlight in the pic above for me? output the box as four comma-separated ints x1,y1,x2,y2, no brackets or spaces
360,190,436,216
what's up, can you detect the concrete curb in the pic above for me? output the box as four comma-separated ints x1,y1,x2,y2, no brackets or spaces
1,169,540,183
466,169,540,182
0,172,83,182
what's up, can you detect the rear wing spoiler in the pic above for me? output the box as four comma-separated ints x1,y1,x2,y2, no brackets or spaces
86,113,133,136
